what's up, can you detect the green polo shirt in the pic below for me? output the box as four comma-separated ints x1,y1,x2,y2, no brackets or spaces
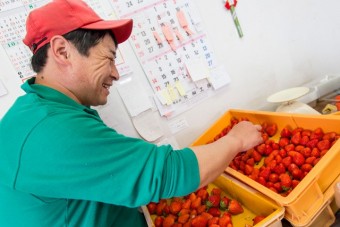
0,78,200,226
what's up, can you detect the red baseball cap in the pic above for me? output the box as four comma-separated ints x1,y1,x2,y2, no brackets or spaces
23,0,133,54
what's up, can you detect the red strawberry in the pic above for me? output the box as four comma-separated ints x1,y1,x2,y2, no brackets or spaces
208,207,221,217
273,163,286,175
259,166,271,180
290,168,303,180
291,131,301,145
317,140,331,151
228,199,244,215
253,215,266,225
178,214,190,224
208,217,219,226
268,173,279,183
279,137,290,148
191,215,208,227
169,201,182,215
182,199,191,209
163,215,176,227
299,135,309,146
196,188,209,202
252,150,262,162
154,216,164,227
293,152,305,166
220,196,230,210
282,156,292,168
280,173,292,191
306,138,319,149
147,202,157,214
219,212,232,226
301,163,313,173
211,187,222,196
265,123,278,137
206,194,220,208
191,197,202,209
281,127,292,138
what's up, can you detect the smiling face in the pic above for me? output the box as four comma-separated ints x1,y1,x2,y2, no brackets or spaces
70,33,119,106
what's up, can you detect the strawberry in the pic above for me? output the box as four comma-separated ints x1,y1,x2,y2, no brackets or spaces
280,173,292,191
257,176,267,186
284,144,295,152
265,123,278,137
280,127,292,138
208,217,219,226
197,204,207,214
282,156,292,168
301,163,313,173
154,216,164,227
178,208,190,216
317,140,331,151
290,168,303,180
206,194,220,208
201,211,213,220
279,137,290,148
292,152,305,166
163,215,176,227
256,143,266,155
191,215,208,227
211,187,222,196
299,135,309,146
244,164,254,175
178,214,190,224
273,182,282,193
191,197,202,209
196,188,209,202
228,199,244,215
291,131,301,145
259,166,271,180
268,173,279,183
208,207,221,217
182,199,191,209
253,215,266,225
219,212,232,226
264,144,273,156
169,201,182,215
292,179,300,188
305,156,316,165
220,196,230,210
147,202,157,214
323,132,337,142
252,150,262,162
156,201,167,216
306,138,319,149
300,147,312,158
273,163,286,175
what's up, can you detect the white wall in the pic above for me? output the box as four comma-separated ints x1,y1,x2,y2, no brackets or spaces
1,0,340,148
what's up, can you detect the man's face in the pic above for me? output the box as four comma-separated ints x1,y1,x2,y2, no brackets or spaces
71,33,119,106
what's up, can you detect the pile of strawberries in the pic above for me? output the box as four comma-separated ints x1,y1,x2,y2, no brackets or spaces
147,186,265,227
217,118,339,196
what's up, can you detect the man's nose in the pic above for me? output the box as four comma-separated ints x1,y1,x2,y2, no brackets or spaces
111,65,120,81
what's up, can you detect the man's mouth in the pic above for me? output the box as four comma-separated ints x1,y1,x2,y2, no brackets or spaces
102,83,111,90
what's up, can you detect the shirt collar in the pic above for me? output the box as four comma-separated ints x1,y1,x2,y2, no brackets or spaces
22,77,99,116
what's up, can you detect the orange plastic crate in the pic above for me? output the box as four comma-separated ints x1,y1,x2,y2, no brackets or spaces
142,173,284,227
191,109,340,225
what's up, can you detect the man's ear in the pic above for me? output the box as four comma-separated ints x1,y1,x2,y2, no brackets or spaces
49,36,71,64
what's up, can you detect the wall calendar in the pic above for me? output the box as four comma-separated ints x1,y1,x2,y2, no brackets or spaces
110,0,222,117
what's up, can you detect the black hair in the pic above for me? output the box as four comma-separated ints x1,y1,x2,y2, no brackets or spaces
30,29,117,73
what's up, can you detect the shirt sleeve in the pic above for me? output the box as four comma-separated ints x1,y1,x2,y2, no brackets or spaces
15,110,200,207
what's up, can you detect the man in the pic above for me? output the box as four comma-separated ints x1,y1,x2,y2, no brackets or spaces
0,0,263,226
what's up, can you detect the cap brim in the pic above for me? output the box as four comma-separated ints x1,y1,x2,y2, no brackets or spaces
81,19,133,44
